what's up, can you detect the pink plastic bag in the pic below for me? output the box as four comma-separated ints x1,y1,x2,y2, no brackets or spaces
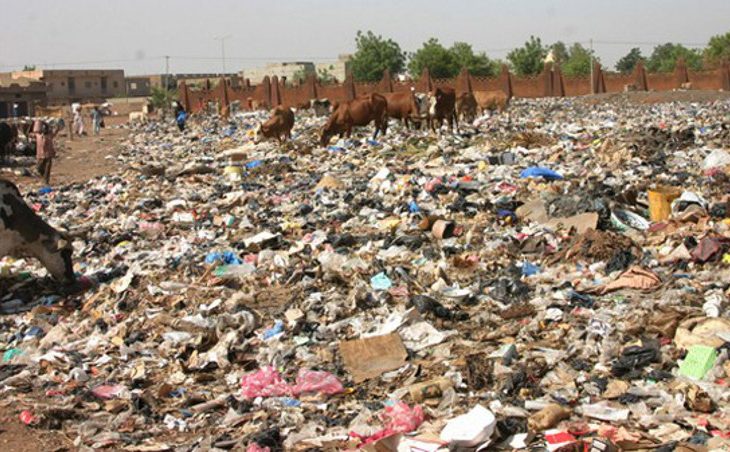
241,366,343,399
246,445,270,452
350,402,425,446
291,368,344,396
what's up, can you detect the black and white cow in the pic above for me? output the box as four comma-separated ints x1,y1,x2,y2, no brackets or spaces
0,178,75,283
0,122,18,164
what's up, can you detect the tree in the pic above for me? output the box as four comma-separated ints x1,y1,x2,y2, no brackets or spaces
562,43,598,77
22,65,36,71
704,31,730,68
449,42,498,77
549,42,569,64
150,86,176,110
507,36,547,76
615,48,643,73
350,30,406,82
317,66,336,84
408,38,458,79
646,43,703,72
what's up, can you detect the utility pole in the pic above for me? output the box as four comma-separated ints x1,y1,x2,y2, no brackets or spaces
164,55,170,90
214,35,232,74
589,38,594,95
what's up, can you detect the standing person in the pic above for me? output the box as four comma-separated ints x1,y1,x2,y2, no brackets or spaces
91,106,102,135
72,104,85,136
33,120,58,185
175,102,187,132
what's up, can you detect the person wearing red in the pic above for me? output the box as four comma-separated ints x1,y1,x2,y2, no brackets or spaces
33,120,59,185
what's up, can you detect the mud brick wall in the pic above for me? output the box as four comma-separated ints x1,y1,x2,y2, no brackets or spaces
180,58,730,114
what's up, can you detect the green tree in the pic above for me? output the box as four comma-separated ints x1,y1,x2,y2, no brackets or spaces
507,36,547,76
562,43,598,77
408,38,458,78
549,41,569,64
317,66,336,84
615,48,643,73
449,42,499,77
704,31,730,68
350,30,406,82
22,65,36,71
149,86,176,110
647,43,703,72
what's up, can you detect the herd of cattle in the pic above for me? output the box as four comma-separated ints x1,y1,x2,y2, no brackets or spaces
258,87,510,145
0,88,509,285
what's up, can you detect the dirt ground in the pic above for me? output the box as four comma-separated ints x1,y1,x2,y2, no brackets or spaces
1,126,127,190
0,405,73,452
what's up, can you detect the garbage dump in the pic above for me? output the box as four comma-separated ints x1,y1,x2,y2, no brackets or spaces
1,95,730,451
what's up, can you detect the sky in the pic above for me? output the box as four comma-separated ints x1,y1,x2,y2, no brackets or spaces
1,0,728,76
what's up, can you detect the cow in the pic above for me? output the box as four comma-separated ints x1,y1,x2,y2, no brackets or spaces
428,87,458,133
0,178,75,283
256,106,295,144
320,93,388,146
128,111,148,125
382,91,420,129
0,123,19,164
456,92,478,123
311,99,332,117
473,90,510,115
410,92,431,130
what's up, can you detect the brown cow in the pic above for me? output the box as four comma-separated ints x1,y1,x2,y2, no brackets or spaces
473,90,509,115
456,92,478,123
320,93,388,146
257,106,295,143
382,91,419,129
428,87,458,133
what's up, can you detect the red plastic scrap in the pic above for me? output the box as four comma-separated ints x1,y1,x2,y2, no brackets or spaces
240,366,344,399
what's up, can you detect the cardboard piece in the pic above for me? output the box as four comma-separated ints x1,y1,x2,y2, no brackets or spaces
340,333,408,383
516,198,598,234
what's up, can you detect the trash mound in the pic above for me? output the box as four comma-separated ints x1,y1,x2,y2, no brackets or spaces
1,97,730,451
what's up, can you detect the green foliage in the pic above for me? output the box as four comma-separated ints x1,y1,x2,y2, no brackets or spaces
615,48,643,73
449,42,498,77
317,66,336,84
408,39,499,79
704,31,730,68
22,65,36,71
150,86,176,110
507,36,547,76
350,30,406,82
549,42,569,64
562,43,598,77
646,43,703,72
408,38,458,79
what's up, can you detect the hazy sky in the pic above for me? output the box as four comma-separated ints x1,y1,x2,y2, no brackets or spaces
2,0,728,75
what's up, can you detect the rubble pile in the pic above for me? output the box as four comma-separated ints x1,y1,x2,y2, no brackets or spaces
1,96,730,451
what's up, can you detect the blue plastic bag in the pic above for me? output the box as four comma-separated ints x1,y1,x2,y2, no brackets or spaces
370,272,392,291
519,167,563,180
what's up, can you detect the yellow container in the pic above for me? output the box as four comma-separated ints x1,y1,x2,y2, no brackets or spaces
648,186,681,221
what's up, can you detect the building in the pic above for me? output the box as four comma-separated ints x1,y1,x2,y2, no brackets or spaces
4,69,125,103
315,54,352,83
125,76,152,97
242,62,315,85
125,73,241,97
0,74,47,118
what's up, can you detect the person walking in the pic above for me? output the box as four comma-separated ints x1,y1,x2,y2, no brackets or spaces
175,102,187,132
91,106,102,135
33,120,59,185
